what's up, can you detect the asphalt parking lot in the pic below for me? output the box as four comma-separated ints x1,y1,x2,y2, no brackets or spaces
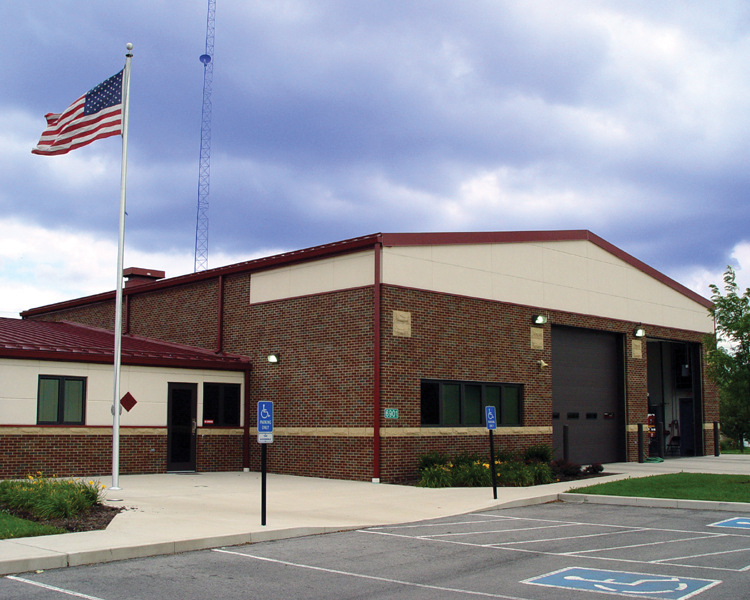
2,503,749,599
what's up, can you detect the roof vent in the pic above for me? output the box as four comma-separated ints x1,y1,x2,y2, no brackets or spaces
123,267,165,288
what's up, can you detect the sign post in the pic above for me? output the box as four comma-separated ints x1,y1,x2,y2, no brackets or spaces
485,406,498,500
257,401,273,526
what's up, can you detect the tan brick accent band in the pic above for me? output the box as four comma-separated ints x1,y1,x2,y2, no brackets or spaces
0,426,166,436
256,426,550,437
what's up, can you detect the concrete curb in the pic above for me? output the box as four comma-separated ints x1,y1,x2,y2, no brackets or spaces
559,492,750,513
0,525,358,576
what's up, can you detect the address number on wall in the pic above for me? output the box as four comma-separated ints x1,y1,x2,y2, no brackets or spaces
384,408,399,419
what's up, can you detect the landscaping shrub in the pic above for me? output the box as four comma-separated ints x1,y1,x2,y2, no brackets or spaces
452,462,492,487
529,461,553,485
496,461,534,487
550,458,582,480
452,452,483,468
418,451,450,471
522,444,553,464
0,473,106,519
494,449,518,463
417,464,453,488
583,463,604,475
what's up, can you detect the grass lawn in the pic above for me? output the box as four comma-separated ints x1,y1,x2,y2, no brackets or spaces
0,511,65,540
571,473,750,503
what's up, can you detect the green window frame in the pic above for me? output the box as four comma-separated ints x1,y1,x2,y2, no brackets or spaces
37,376,86,425
420,379,522,427
202,383,241,427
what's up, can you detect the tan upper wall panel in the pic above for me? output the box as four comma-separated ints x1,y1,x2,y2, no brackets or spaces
250,251,374,304
382,241,713,333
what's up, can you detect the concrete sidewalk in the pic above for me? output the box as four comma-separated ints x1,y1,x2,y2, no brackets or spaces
1,455,748,576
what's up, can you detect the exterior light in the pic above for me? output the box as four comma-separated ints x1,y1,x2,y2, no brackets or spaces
532,315,548,325
267,353,280,364
634,326,646,338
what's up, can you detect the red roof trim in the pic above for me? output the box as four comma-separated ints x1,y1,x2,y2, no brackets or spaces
22,234,382,317
0,318,250,371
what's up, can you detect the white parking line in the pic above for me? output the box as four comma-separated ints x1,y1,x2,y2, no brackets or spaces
564,534,726,556
361,514,750,574
420,523,579,538
212,548,535,600
5,576,107,600
494,527,648,546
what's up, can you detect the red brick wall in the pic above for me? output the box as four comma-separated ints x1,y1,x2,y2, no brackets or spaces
196,431,243,472
27,300,115,330
0,431,166,478
128,280,219,350
20,273,719,482
222,280,375,429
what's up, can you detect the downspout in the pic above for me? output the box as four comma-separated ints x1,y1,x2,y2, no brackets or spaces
123,294,130,335
216,275,224,353
243,367,251,470
373,242,382,483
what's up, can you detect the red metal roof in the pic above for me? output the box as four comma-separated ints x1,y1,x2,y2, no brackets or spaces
20,230,712,316
0,318,250,370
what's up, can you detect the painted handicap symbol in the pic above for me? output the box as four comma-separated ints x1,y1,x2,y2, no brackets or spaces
524,567,720,600
564,574,687,594
709,517,750,530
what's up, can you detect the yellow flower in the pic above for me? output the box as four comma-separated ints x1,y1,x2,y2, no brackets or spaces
88,480,94,485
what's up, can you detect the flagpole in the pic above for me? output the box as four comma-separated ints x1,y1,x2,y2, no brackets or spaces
111,43,133,492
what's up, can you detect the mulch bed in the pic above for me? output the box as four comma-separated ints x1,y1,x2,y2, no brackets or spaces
2,503,123,533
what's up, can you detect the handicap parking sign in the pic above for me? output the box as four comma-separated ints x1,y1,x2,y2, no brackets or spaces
524,567,720,600
485,406,497,430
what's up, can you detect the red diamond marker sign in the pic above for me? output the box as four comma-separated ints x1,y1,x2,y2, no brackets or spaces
120,392,137,412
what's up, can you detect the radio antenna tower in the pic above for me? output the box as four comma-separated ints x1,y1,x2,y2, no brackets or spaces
194,0,216,272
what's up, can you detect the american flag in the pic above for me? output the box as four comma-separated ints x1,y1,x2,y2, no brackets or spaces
32,70,124,156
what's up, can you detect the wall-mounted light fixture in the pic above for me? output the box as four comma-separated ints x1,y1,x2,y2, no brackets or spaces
538,359,549,369
633,325,646,338
267,353,280,364
532,315,548,325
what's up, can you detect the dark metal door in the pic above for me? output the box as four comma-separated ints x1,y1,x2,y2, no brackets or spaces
552,326,625,465
167,383,197,471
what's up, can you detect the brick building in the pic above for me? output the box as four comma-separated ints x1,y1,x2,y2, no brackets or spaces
16,231,717,482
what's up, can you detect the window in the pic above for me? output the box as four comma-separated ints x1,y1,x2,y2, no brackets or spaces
420,380,522,426
203,383,241,426
37,376,86,425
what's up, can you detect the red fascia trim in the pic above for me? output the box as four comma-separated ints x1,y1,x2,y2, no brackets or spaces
21,234,383,318
0,349,250,371
380,230,591,247
373,243,382,481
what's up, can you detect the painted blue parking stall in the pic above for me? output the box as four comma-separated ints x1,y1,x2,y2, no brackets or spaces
709,517,750,530
523,567,721,599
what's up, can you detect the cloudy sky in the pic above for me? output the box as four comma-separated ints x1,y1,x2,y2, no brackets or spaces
2,1,750,318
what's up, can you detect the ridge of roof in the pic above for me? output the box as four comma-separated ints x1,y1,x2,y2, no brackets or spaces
20,230,711,316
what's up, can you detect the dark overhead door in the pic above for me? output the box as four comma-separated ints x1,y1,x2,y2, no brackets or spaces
552,326,624,465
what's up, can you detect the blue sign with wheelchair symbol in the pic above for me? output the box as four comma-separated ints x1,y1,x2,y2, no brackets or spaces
257,401,273,433
485,406,497,430
524,567,720,599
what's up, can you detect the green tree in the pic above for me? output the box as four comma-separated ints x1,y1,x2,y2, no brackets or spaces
706,266,750,451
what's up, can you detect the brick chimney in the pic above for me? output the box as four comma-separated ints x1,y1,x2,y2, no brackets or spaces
123,267,165,288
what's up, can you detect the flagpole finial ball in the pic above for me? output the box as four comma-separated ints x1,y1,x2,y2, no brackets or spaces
126,43,133,51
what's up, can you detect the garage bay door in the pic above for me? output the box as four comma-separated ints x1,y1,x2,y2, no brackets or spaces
551,326,625,465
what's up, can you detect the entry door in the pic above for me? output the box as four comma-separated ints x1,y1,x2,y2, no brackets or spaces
167,383,197,471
